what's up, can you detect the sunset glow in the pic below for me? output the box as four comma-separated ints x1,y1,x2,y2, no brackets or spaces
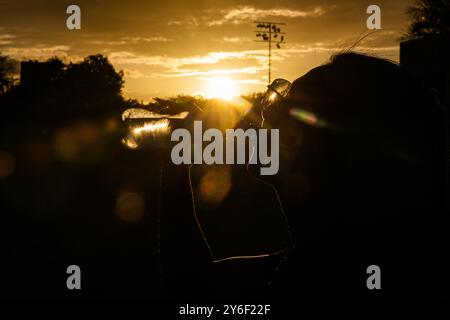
0,1,407,100
203,77,239,100
1,0,446,301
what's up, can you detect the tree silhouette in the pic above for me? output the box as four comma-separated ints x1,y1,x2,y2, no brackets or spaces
0,54,15,94
404,0,450,39
61,54,124,113
2,54,125,127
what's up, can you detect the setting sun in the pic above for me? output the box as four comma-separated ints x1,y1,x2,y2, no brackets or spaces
204,77,238,100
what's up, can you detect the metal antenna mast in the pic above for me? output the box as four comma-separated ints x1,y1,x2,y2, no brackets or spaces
254,21,286,84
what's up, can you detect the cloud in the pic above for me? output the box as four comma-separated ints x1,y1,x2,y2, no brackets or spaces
87,36,173,46
0,34,14,45
108,45,344,79
1,45,75,61
109,49,272,80
237,79,267,84
222,37,252,43
207,6,325,26
166,5,326,28
123,68,147,79
167,17,199,27
128,36,173,43
164,66,262,78
109,50,271,69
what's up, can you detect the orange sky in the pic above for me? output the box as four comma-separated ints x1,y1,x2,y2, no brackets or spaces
0,0,413,101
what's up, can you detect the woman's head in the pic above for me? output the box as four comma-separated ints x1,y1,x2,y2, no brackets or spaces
262,52,444,210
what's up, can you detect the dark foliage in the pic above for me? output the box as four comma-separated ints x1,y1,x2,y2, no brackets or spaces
404,0,450,39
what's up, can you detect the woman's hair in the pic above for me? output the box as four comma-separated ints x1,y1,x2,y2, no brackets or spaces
283,52,445,209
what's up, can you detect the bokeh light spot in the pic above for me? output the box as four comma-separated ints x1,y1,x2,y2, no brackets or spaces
116,189,146,223
198,167,232,208
0,150,15,178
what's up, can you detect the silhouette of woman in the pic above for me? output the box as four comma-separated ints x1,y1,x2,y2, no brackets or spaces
259,52,447,298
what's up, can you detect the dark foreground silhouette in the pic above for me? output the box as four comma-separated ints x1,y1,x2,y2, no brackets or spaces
0,53,448,300
260,52,448,298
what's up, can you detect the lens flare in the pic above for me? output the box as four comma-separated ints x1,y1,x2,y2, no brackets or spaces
122,108,188,121
289,108,328,128
121,137,139,149
133,119,170,136
122,119,171,150
268,91,278,102
198,167,232,208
